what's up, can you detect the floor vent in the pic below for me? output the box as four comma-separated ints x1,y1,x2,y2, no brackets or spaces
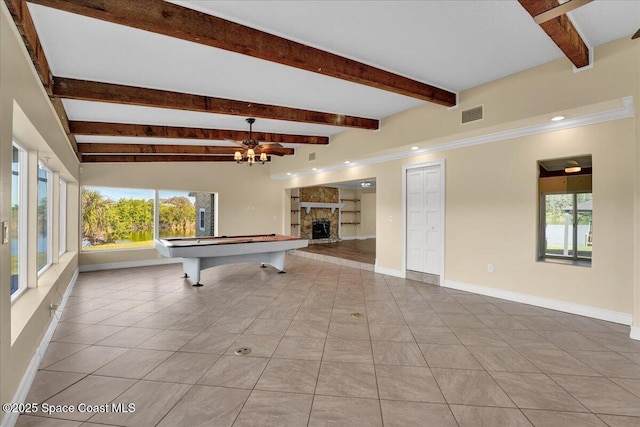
461,105,484,124
309,152,316,161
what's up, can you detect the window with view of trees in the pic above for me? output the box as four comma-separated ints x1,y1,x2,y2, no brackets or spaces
59,179,67,255
538,156,592,263
37,163,52,273
82,187,155,250
82,187,208,251
158,191,196,239
11,143,27,300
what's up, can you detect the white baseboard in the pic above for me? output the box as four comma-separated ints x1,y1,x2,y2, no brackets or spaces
443,279,632,325
1,268,79,427
375,265,405,278
631,326,640,341
79,257,182,272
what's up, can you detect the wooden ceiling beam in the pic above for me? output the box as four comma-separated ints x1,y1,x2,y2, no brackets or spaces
4,0,80,157
54,77,378,130
519,0,590,68
28,0,456,106
80,154,270,163
5,0,52,92
70,121,329,145
77,143,294,156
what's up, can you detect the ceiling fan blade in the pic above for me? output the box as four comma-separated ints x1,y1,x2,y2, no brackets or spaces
259,146,294,156
260,143,284,149
633,28,640,40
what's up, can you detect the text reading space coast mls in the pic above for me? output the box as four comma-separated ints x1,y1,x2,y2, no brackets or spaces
2,402,136,415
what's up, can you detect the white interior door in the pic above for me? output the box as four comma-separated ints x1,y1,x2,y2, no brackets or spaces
406,164,442,276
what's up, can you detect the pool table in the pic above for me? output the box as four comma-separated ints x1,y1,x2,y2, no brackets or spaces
155,234,308,286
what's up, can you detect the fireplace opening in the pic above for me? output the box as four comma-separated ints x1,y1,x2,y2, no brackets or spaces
312,219,330,240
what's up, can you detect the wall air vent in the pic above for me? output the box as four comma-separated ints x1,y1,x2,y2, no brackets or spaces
309,152,316,161
461,105,484,124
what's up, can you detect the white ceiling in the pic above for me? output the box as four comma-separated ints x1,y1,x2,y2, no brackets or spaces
26,0,640,150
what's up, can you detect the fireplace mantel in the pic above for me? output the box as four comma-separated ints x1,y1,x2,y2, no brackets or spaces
298,202,345,214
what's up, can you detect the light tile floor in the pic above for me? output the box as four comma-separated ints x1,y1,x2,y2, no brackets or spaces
16,256,640,426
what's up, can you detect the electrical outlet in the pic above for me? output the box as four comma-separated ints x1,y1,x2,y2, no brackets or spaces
49,302,59,317
487,264,494,273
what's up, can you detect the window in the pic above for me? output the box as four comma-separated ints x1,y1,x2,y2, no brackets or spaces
81,186,155,251
538,156,592,263
158,190,196,239
37,162,52,273
199,208,206,231
82,187,215,250
11,143,27,301
59,179,67,255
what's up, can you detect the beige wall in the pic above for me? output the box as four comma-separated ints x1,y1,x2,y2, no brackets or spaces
442,120,634,312
1,4,80,406
359,191,376,237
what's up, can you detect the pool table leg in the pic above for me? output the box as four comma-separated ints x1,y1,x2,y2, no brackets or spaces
183,258,203,287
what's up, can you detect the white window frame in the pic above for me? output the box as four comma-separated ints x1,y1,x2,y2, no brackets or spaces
11,142,28,303
59,179,67,255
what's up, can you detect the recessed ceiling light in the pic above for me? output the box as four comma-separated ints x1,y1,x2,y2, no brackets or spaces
344,161,350,164
286,172,292,176
551,116,565,122
312,168,317,171
411,146,419,150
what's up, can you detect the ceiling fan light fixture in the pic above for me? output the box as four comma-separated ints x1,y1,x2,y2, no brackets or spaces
564,160,581,173
236,118,266,166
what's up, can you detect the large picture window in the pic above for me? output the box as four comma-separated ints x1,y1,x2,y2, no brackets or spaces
82,187,155,250
11,143,27,300
538,156,592,263
82,187,214,251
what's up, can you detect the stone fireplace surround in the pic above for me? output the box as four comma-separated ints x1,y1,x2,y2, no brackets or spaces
300,186,340,242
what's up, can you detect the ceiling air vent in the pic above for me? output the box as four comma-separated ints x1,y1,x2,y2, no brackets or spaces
308,152,316,161
461,105,484,124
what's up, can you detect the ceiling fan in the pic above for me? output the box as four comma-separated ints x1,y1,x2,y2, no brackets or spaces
231,118,290,165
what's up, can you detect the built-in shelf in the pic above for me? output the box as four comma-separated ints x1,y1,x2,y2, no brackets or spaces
291,196,300,200
341,210,358,213
340,198,359,202
291,223,300,226
341,222,360,225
